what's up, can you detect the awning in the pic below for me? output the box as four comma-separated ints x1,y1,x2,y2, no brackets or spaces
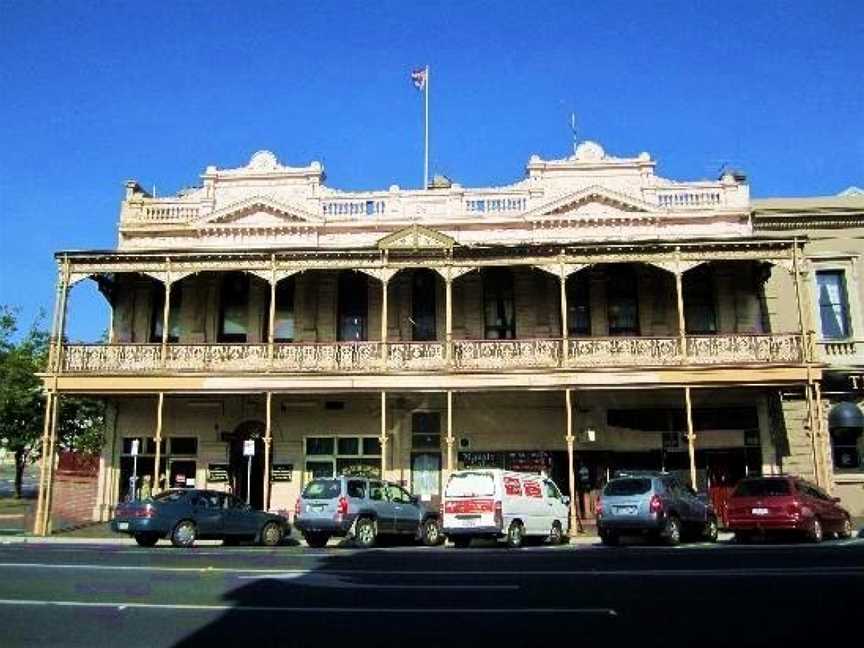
828,402,864,429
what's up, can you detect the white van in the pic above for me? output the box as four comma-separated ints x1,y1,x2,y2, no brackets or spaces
442,469,570,548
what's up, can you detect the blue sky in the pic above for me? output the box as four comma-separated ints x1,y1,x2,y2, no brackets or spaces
1,0,862,341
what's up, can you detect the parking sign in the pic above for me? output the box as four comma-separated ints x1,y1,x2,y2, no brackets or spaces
243,439,255,457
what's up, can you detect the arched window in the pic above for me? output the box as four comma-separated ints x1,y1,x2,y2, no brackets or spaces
683,265,717,334
412,269,437,341
606,266,639,336
264,277,296,342
566,272,591,336
150,283,182,343
219,272,250,343
482,269,516,340
337,271,368,341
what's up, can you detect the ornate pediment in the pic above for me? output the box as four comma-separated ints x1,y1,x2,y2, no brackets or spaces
199,195,324,227
524,185,655,221
377,224,455,250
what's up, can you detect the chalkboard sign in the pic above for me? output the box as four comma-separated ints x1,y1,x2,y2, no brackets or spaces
459,450,552,474
271,464,294,482
207,463,229,482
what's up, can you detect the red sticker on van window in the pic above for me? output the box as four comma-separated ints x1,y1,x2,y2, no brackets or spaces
504,476,522,496
523,481,542,498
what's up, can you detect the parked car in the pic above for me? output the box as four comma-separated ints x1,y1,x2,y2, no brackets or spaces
596,472,718,546
294,476,443,548
441,469,569,548
726,476,853,543
111,489,290,548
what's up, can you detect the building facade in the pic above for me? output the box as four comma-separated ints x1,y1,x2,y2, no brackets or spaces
35,142,855,534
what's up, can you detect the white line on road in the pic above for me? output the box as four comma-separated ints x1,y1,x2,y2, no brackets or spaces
0,599,616,615
0,562,862,577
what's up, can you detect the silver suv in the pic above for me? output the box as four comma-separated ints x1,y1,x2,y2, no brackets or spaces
294,476,443,548
596,472,719,546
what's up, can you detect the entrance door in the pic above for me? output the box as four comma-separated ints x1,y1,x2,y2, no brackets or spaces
229,435,266,510
411,453,441,504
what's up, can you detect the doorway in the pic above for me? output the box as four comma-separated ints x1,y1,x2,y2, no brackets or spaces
228,421,267,510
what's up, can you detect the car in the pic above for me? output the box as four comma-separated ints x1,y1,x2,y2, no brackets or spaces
293,476,443,548
596,472,718,546
441,469,570,548
110,489,290,548
726,476,853,543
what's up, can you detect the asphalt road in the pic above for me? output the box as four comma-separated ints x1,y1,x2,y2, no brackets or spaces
0,538,861,647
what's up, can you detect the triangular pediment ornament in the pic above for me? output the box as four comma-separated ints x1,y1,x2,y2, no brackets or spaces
198,195,324,227
524,185,656,221
377,224,455,250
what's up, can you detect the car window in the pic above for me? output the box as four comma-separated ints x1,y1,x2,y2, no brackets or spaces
445,471,496,497
732,479,791,497
347,480,367,499
192,493,221,508
544,481,561,499
224,495,246,510
603,478,652,497
153,490,185,503
386,484,412,503
302,479,341,500
368,481,385,501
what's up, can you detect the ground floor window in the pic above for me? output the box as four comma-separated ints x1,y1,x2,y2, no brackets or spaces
831,428,863,471
304,436,381,480
411,452,441,500
118,436,199,500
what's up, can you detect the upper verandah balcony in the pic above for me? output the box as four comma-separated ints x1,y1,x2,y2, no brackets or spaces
117,144,750,252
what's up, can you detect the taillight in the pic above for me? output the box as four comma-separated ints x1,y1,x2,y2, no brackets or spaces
787,500,802,516
337,496,349,517
294,499,302,516
649,495,663,514
494,501,503,529
131,504,154,518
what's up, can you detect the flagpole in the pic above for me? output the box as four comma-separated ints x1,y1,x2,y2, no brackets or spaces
424,65,429,190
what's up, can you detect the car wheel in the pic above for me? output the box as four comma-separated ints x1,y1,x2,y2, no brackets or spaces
303,533,330,548
260,522,283,547
704,516,719,543
452,536,471,548
421,518,442,547
506,521,524,549
600,530,619,547
548,521,563,546
662,516,681,546
807,517,823,544
354,517,377,549
838,516,853,540
171,520,197,548
134,533,159,547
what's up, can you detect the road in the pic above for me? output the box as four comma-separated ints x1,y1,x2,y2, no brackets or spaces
0,538,861,647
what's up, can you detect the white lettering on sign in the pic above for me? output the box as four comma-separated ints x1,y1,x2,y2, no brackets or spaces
243,439,256,457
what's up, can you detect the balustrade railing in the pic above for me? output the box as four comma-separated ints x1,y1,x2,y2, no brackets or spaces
59,333,804,374
656,188,723,209
817,339,863,365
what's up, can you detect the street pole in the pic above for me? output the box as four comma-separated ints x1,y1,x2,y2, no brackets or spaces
424,65,429,190
247,454,252,506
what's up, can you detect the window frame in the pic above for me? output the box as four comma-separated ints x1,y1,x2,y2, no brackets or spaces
303,435,382,481
482,268,516,340
218,272,250,343
813,268,853,340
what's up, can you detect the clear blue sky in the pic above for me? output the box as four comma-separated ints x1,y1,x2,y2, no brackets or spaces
1,0,862,341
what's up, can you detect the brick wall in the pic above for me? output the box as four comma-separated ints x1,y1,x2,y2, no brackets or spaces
50,451,99,530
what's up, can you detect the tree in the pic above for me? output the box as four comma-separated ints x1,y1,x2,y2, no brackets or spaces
0,306,105,498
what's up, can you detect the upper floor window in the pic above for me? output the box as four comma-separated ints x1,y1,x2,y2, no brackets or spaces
150,283,182,343
338,271,368,341
566,272,591,336
606,266,640,336
816,270,852,339
264,278,296,342
219,272,249,343
482,269,516,339
412,269,437,341
684,265,717,334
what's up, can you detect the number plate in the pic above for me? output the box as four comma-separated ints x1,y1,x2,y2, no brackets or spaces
751,508,769,516
117,522,129,530
615,506,638,516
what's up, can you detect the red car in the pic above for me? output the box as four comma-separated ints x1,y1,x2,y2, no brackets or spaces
726,476,854,543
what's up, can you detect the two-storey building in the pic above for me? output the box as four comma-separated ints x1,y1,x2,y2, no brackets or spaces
34,142,829,534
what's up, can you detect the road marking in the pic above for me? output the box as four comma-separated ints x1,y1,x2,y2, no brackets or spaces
0,598,616,615
0,562,861,577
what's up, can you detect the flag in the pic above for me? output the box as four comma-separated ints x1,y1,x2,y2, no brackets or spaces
411,67,427,91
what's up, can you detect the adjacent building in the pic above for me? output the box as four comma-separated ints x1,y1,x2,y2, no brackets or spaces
33,143,863,534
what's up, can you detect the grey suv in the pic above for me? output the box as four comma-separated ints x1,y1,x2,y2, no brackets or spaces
596,472,719,546
294,476,443,548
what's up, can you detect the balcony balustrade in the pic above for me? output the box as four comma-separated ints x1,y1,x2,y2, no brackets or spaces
817,339,864,367
58,333,805,375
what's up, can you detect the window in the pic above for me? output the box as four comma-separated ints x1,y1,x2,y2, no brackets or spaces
265,278,296,342
304,436,381,479
347,480,367,498
606,266,639,336
150,283,182,343
566,272,591,336
412,412,441,449
306,438,335,456
732,479,790,497
445,471,495,497
412,269,437,341
604,478,652,497
368,481,385,500
816,271,852,339
544,481,561,499
169,437,198,456
683,265,717,334
121,437,166,456
482,268,516,339
386,485,413,503
831,428,862,471
337,271,368,341
337,438,360,456
219,272,249,343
